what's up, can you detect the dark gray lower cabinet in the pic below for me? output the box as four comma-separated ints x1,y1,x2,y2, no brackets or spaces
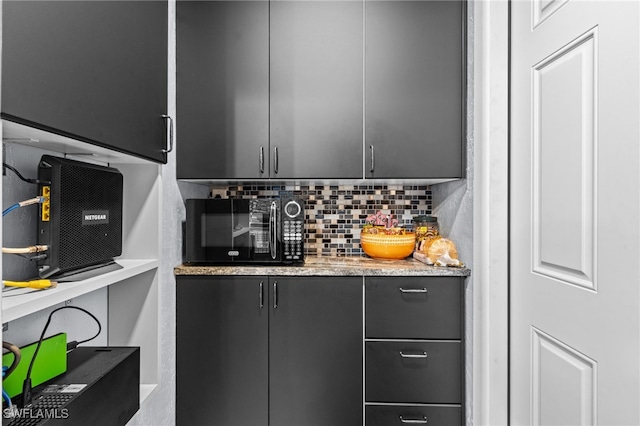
364,277,465,425
365,341,462,403
176,275,363,426
365,276,462,339
365,405,462,426
270,277,363,425
176,276,268,426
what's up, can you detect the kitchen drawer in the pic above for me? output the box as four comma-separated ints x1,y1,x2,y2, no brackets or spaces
365,341,462,404
365,277,462,339
365,404,462,426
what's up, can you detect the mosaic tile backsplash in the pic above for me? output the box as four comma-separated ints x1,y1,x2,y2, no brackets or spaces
217,184,432,257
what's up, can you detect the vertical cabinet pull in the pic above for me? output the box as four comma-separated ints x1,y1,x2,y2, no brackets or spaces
399,415,428,424
369,145,375,173
259,281,264,309
259,146,265,174
273,281,278,309
274,146,279,174
161,114,174,154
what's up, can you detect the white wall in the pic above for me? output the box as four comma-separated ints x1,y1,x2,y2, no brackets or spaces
468,1,510,425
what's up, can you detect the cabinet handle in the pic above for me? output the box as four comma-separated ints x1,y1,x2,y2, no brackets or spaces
259,146,265,174
399,351,428,359
161,114,174,154
369,145,375,173
398,288,428,294
273,281,278,309
274,146,279,174
399,415,428,424
259,281,264,309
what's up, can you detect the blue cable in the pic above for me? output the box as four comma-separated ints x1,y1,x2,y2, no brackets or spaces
2,197,47,217
2,366,11,408
2,204,20,217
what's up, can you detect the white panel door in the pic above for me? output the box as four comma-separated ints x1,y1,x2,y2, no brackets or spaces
511,1,640,424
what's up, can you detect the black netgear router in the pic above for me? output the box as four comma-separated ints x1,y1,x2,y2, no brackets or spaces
37,155,123,279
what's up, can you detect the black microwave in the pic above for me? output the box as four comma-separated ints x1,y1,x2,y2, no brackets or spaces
185,197,304,265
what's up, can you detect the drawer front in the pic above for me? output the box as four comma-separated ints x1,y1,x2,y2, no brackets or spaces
366,405,462,426
365,277,462,339
365,341,462,404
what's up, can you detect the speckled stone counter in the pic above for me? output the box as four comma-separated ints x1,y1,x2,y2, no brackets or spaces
174,255,471,277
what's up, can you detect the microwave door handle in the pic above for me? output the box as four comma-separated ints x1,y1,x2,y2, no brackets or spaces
230,202,234,249
268,203,272,257
270,201,277,260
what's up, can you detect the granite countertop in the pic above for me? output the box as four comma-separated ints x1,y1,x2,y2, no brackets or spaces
174,255,471,277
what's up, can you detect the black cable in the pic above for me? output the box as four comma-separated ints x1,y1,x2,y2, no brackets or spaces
2,163,49,185
2,341,21,378
21,306,101,407
16,253,48,262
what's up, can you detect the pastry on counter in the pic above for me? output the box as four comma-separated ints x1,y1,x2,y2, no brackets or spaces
418,236,462,267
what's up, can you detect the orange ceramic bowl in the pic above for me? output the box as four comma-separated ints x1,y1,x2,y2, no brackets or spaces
360,232,415,260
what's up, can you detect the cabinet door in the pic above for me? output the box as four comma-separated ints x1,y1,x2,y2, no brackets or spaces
365,0,464,178
176,276,269,426
177,0,269,179
270,0,363,179
2,1,168,163
269,276,363,426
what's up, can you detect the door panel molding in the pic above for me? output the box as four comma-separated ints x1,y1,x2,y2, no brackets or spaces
531,327,597,426
532,0,570,30
531,27,598,291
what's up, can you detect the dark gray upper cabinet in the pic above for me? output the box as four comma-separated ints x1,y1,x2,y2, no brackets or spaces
177,0,466,180
269,0,363,179
177,0,269,179
366,0,465,179
177,0,362,180
2,1,169,163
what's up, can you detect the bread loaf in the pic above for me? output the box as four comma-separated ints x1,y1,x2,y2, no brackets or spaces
421,236,460,267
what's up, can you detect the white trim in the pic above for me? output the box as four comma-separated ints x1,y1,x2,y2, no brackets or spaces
472,1,510,425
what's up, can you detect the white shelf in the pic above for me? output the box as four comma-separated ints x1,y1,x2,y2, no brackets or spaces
1,259,159,323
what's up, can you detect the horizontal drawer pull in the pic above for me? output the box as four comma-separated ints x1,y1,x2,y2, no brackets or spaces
398,287,428,294
399,415,428,424
399,351,428,359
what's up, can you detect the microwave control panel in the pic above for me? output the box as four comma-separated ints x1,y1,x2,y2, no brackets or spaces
283,199,304,261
